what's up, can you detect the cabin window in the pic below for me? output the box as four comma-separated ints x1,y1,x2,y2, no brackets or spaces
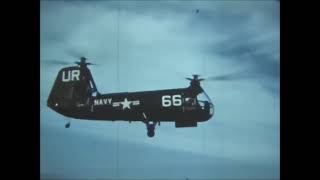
185,97,197,106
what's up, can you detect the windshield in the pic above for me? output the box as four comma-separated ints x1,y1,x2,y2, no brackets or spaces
197,90,212,104
183,88,212,112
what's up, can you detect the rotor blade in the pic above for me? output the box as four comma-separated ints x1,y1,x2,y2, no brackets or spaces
66,48,84,59
186,76,204,81
87,62,97,65
65,49,97,65
41,59,70,66
206,71,251,81
74,62,98,66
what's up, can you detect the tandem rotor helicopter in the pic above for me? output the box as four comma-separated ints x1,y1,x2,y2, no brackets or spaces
47,56,218,137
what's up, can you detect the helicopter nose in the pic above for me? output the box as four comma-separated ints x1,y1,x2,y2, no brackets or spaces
209,103,214,117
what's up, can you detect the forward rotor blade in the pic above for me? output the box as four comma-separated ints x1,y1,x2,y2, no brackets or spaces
207,71,251,81
186,77,204,81
87,62,97,65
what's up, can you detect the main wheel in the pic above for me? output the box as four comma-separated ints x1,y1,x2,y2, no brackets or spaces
65,122,70,128
147,130,155,137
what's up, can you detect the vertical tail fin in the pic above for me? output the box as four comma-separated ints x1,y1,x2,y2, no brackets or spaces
47,64,97,114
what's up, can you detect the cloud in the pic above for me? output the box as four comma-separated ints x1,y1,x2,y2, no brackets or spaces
41,121,279,179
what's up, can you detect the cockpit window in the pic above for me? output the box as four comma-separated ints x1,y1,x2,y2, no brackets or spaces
197,91,212,103
183,90,212,112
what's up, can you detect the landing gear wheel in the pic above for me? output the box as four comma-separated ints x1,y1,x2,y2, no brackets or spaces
145,121,156,138
147,130,155,137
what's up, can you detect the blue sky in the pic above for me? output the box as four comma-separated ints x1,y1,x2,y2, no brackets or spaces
40,1,280,179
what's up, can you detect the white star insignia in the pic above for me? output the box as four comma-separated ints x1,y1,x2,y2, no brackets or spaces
120,98,132,110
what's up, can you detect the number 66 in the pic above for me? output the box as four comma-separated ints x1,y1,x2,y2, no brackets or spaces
162,95,182,107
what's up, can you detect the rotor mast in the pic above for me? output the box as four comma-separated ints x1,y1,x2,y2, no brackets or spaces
76,56,99,95
186,74,204,96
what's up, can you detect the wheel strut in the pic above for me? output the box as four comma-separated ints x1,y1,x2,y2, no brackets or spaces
142,113,157,137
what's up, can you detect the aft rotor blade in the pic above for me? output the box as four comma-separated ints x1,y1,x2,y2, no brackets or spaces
41,59,70,66
66,48,85,59
74,62,97,66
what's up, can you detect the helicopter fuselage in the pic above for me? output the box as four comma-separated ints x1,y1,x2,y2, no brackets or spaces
49,87,214,124
47,62,214,137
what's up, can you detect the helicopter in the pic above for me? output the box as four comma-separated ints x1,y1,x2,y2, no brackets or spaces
47,56,214,137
